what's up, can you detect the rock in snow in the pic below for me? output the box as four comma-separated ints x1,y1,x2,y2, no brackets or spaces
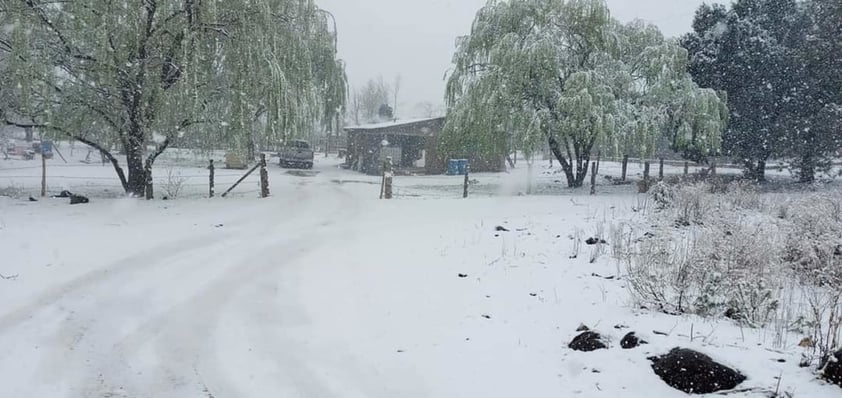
585,237,607,245
69,194,90,205
649,348,746,394
568,331,607,352
620,332,647,349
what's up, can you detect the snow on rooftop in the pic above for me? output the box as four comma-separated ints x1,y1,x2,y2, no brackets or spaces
345,117,444,131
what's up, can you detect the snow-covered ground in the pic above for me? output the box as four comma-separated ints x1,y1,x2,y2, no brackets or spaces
1,147,840,397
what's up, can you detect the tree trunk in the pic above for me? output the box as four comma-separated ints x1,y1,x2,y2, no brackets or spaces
574,160,590,188
659,158,664,181
125,133,146,198
744,159,767,182
756,160,766,182
145,166,154,200
506,155,515,169
621,155,629,181
71,135,129,192
247,131,256,162
547,135,590,188
799,155,815,183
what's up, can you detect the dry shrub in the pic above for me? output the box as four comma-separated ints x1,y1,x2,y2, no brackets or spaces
783,194,842,365
625,180,842,365
626,220,783,325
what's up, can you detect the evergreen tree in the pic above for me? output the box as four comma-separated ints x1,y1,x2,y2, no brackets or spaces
786,0,842,182
683,0,842,182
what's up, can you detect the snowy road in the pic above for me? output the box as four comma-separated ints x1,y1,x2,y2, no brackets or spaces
0,167,369,397
2,158,840,397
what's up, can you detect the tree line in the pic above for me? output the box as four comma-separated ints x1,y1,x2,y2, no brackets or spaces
0,0,347,197
682,0,842,182
442,0,841,187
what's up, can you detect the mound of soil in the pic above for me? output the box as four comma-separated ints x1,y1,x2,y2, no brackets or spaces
568,331,608,352
649,348,746,394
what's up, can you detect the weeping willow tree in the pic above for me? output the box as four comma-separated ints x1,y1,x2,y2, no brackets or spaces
444,0,727,188
0,0,346,196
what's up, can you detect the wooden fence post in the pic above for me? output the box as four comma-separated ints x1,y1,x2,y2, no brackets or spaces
259,154,269,198
711,159,717,176
643,161,650,180
380,168,386,199
145,170,153,200
621,154,629,181
659,157,665,181
590,161,597,195
463,165,470,198
684,161,689,176
383,156,393,199
41,151,46,197
208,159,215,198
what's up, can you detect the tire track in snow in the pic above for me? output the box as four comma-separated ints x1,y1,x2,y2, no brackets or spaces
14,182,361,397
0,230,237,333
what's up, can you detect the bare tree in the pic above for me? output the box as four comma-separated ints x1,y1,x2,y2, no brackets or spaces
356,76,391,123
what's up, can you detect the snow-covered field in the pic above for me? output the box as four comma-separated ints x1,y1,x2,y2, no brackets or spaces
1,147,840,397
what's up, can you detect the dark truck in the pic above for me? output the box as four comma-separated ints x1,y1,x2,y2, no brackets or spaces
278,140,314,169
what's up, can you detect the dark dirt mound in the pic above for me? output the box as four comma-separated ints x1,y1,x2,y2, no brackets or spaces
823,350,842,388
70,194,90,205
620,332,647,349
568,331,607,352
649,348,746,394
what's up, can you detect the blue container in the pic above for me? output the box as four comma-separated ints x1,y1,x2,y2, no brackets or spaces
41,140,53,154
447,159,460,176
457,159,469,175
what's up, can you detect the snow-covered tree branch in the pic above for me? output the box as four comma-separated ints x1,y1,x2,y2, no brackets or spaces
1,0,347,196
443,0,727,188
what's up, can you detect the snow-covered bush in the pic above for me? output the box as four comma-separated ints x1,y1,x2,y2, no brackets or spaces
626,180,842,363
650,182,711,226
626,219,782,324
782,194,842,364
163,167,188,199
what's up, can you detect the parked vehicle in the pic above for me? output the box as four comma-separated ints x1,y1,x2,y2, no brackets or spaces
278,140,314,169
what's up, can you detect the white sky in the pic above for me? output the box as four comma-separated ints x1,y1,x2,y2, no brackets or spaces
315,0,725,117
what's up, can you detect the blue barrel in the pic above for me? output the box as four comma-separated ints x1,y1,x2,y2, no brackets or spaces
447,159,460,175
457,159,469,175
